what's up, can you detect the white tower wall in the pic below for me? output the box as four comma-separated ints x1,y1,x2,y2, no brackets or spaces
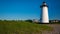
42,6,49,23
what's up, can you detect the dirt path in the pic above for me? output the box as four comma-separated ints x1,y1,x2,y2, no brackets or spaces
42,24,60,34
47,24,60,34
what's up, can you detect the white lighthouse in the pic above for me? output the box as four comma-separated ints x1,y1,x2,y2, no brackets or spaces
40,2,49,23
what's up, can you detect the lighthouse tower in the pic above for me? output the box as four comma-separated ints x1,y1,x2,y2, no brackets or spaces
40,2,49,23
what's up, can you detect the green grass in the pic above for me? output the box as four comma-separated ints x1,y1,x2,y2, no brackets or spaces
0,20,53,34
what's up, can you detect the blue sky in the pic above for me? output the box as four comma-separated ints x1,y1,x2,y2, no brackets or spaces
0,0,60,20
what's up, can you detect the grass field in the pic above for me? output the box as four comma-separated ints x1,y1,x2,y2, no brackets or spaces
0,20,53,34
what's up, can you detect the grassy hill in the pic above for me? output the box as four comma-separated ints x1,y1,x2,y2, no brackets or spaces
0,20,53,34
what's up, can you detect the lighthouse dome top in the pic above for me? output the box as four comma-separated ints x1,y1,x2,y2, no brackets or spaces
43,2,47,5
40,2,48,8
